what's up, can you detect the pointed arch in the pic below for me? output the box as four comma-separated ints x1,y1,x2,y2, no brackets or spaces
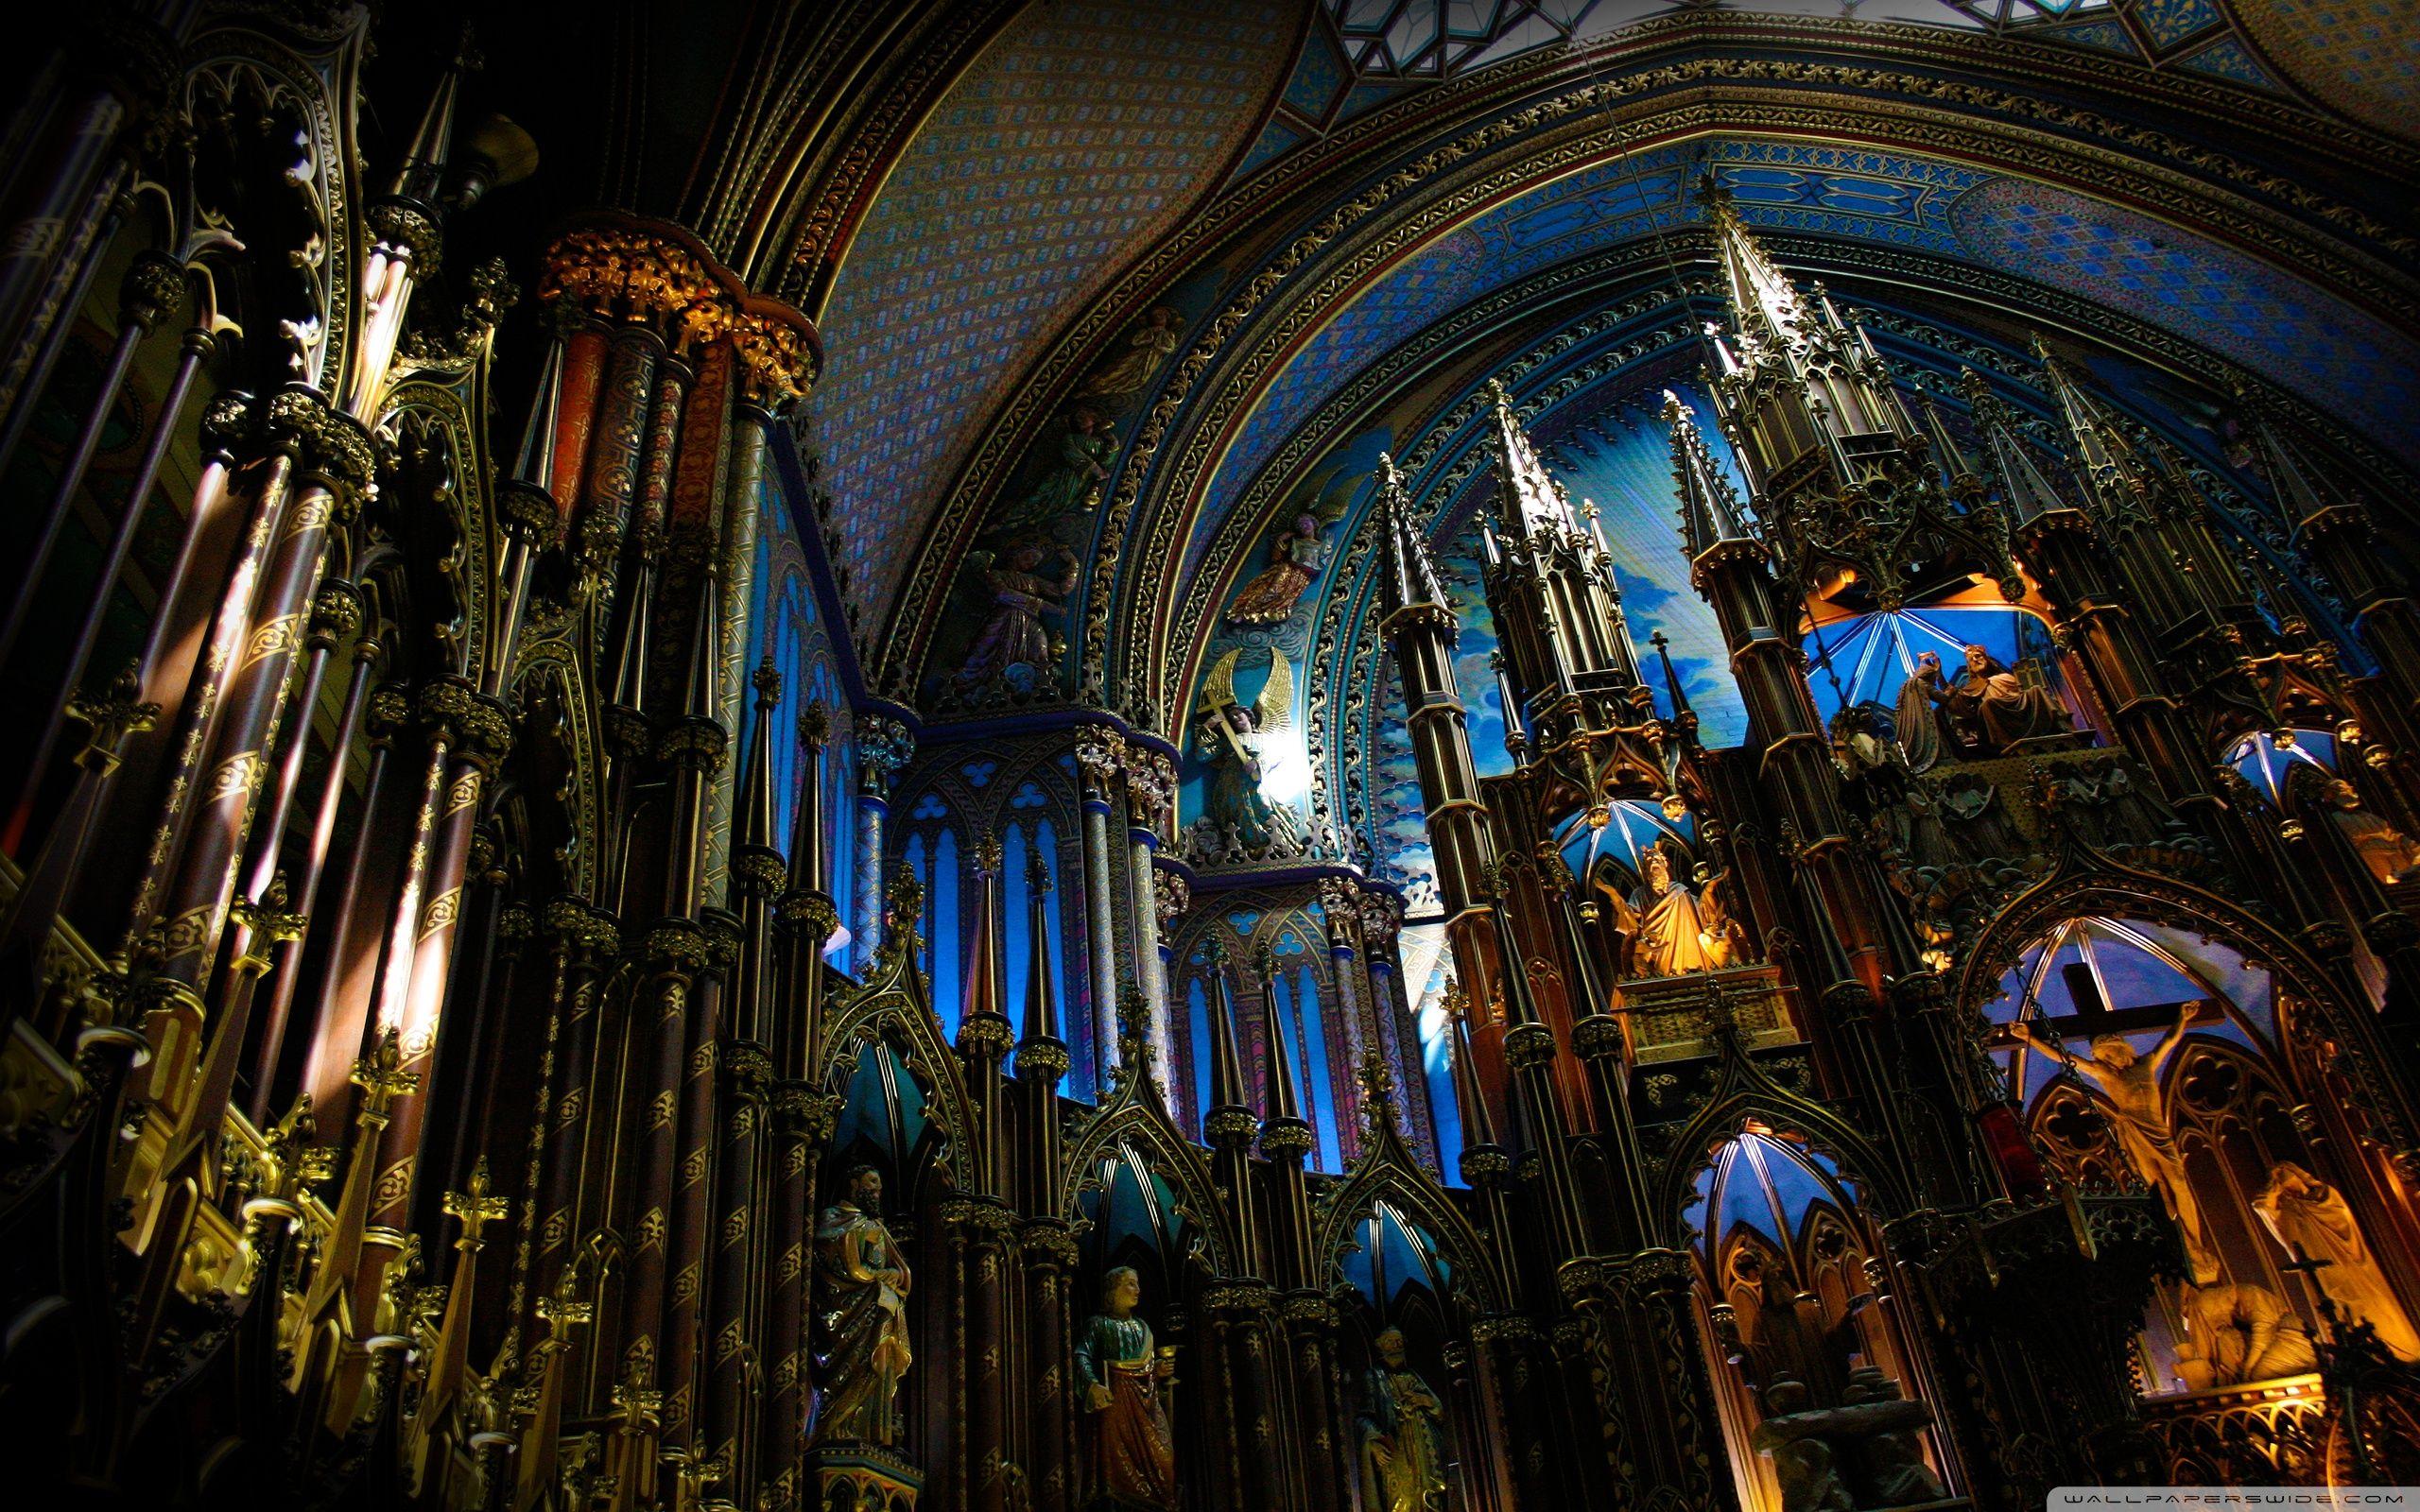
819,933,978,1196
1952,854,2420,1163
1061,1078,1236,1278
1316,1098,1508,1319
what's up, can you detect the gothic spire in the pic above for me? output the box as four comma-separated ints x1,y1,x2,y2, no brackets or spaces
1666,390,1752,558
1444,982,1496,1148
503,335,566,512
786,703,828,893
1704,174,1811,352
960,835,1007,1031
735,659,783,859
1021,843,1058,1049
1203,939,1251,1116
2034,338,2160,525
1961,369,2071,526
386,34,476,210
2235,381,2345,531
1375,453,1450,619
1257,945,1305,1125
1482,378,1574,541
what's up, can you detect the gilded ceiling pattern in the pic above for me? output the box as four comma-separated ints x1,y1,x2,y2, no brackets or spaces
807,0,1297,621
2233,0,2420,138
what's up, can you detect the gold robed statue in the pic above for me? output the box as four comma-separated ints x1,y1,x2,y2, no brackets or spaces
1358,1327,1448,1512
1599,843,1739,979
809,1164,914,1447
1076,1266,1177,1508
2256,1160,2420,1360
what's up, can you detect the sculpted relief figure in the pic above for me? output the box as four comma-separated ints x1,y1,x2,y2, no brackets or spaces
809,1165,914,1447
1076,1267,1177,1508
2317,777,2420,885
1358,1327,1448,1512
1225,513,1328,627
953,543,1079,697
1194,648,1305,858
2007,1005,2222,1284
1601,843,1740,978
2172,1282,2318,1389
1002,404,1117,536
1078,305,1183,408
2255,1160,2420,1359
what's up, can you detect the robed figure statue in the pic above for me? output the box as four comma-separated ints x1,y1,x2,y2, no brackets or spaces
1358,1328,1448,1512
809,1164,914,1447
1599,843,1739,978
1076,1266,1177,1508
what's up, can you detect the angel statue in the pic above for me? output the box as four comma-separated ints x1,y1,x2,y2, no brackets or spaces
1597,841,1740,979
1226,471,1354,627
1194,647,1305,856
1078,304,1183,407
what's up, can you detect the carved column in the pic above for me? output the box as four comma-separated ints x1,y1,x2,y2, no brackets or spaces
1019,1223,1078,1512
853,716,914,971
1075,728,1125,1075
1119,745,1176,1070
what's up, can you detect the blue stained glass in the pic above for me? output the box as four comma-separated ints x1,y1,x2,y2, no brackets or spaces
1298,964,1342,1173
1188,977,1214,1135
933,829,962,1039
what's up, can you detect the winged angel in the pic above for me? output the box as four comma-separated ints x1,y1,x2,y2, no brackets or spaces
1195,647,1306,857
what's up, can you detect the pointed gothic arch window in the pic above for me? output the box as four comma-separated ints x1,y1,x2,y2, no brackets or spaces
1986,916,2420,1392
1685,1123,1952,1512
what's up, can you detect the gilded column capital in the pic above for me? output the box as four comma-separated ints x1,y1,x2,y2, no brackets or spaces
1122,747,1176,832
856,716,915,799
1073,726,1125,799
1151,868,1189,930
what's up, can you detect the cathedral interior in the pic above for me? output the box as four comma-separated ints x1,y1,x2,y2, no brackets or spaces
5,1,2420,1508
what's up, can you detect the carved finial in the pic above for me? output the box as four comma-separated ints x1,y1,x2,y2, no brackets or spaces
444,1157,511,1246
752,656,783,707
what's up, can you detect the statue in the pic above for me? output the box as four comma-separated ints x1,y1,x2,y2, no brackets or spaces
2255,1160,2420,1359
2006,1005,2222,1284
2316,777,2420,885
1357,1327,1448,1512
1194,647,1305,855
1750,1377,1931,1512
2095,758,2183,846
1840,1366,1947,1507
953,543,1079,696
1601,843,1739,978
809,1164,913,1446
1076,1266,1176,1508
2172,1282,2317,1389
1935,769,2024,865
1078,305,1183,407
1003,404,1116,533
1225,513,1329,626
1906,644,2071,761
1892,653,1945,774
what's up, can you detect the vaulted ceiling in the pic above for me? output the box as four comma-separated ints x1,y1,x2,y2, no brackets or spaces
474,0,2417,736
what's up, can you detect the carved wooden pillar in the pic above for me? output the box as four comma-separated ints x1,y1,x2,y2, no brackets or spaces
1019,1223,1078,1512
